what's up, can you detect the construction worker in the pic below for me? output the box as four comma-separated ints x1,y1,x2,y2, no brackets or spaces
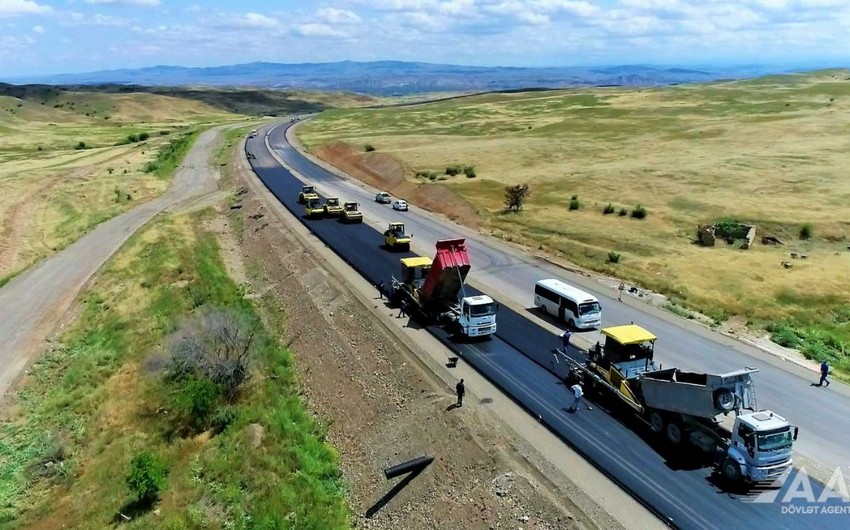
560,329,572,353
456,379,465,407
377,281,385,300
569,382,591,412
819,360,831,387
618,281,625,302
397,301,406,318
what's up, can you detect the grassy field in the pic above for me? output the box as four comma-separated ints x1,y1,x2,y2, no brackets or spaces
299,70,850,371
0,88,243,283
0,210,348,529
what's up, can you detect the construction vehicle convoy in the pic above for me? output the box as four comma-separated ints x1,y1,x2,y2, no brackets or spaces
390,238,497,338
384,222,412,251
563,324,797,484
323,197,343,218
298,185,318,204
341,202,363,223
305,197,325,219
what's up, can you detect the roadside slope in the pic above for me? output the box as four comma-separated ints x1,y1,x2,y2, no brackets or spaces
0,126,225,399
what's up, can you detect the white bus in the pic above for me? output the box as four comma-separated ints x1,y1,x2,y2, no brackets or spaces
534,279,602,329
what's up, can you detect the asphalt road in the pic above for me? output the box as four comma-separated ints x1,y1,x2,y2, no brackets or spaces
0,126,224,399
271,122,850,481
247,122,845,529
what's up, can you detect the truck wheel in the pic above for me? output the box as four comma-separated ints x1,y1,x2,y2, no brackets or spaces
648,411,665,433
665,421,684,445
721,457,743,483
714,389,736,412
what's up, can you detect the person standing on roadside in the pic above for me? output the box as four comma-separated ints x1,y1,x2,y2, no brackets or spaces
618,281,625,302
560,329,572,353
569,382,591,412
377,281,385,300
819,360,831,387
456,379,465,407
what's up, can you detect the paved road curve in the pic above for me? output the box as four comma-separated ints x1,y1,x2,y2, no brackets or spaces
269,122,850,481
247,122,846,529
0,127,224,398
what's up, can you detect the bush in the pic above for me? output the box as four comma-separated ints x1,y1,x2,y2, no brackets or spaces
166,308,258,401
445,165,462,176
504,184,531,212
210,406,238,434
364,144,375,152
126,451,168,506
799,223,813,240
608,251,621,264
75,141,87,150
127,133,139,143
139,132,150,141
37,146,43,152
463,165,476,178
618,207,628,216
174,377,219,427
631,204,647,219
569,197,581,211
603,203,615,215
159,130,170,135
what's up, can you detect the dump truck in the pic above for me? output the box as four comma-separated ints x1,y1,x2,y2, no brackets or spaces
323,197,343,218
340,202,363,224
304,197,325,219
389,238,497,338
564,324,798,485
384,222,411,251
298,185,318,204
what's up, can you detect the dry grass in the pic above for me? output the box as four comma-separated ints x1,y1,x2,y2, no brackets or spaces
299,69,850,367
0,90,239,281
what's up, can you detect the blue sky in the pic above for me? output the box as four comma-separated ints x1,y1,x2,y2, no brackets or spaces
1,0,849,76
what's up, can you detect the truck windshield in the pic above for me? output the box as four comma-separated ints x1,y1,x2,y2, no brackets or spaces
758,429,792,451
579,302,601,315
469,303,497,317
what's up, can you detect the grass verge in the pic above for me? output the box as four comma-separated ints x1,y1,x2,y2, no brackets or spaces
0,211,348,528
144,130,200,180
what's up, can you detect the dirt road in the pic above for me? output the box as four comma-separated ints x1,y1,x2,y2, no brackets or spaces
0,126,226,399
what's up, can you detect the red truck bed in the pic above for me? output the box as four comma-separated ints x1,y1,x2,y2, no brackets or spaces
421,238,471,304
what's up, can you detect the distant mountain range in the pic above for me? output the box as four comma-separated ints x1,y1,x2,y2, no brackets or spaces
4,60,800,95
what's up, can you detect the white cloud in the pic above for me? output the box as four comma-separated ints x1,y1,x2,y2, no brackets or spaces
315,7,362,25
31,24,43,32
0,0,52,16
296,23,351,38
84,0,161,6
93,13,129,26
234,12,281,29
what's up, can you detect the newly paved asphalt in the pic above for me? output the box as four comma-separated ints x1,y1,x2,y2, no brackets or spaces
246,123,845,529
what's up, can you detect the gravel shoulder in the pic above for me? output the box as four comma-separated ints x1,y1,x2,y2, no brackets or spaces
0,125,228,400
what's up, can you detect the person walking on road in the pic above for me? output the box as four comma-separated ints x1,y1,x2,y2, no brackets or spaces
819,360,831,387
569,382,591,412
560,329,572,353
456,379,465,407
618,281,625,302
377,281,385,300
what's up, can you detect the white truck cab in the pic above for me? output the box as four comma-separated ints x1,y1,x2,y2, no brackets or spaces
724,411,797,483
458,295,498,337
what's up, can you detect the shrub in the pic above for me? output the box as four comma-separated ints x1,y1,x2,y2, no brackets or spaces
210,406,238,434
75,141,87,150
159,130,170,135
618,207,628,216
166,308,258,401
799,223,813,240
631,204,647,219
126,451,168,506
139,132,150,141
465,168,477,178
127,133,139,143
364,144,376,152
603,203,615,215
445,165,462,176
608,251,621,264
174,377,219,427
571,194,578,200
107,167,114,175
504,184,531,212
569,197,581,211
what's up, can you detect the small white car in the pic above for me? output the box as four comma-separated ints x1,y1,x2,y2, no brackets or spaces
392,199,409,212
375,192,392,204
